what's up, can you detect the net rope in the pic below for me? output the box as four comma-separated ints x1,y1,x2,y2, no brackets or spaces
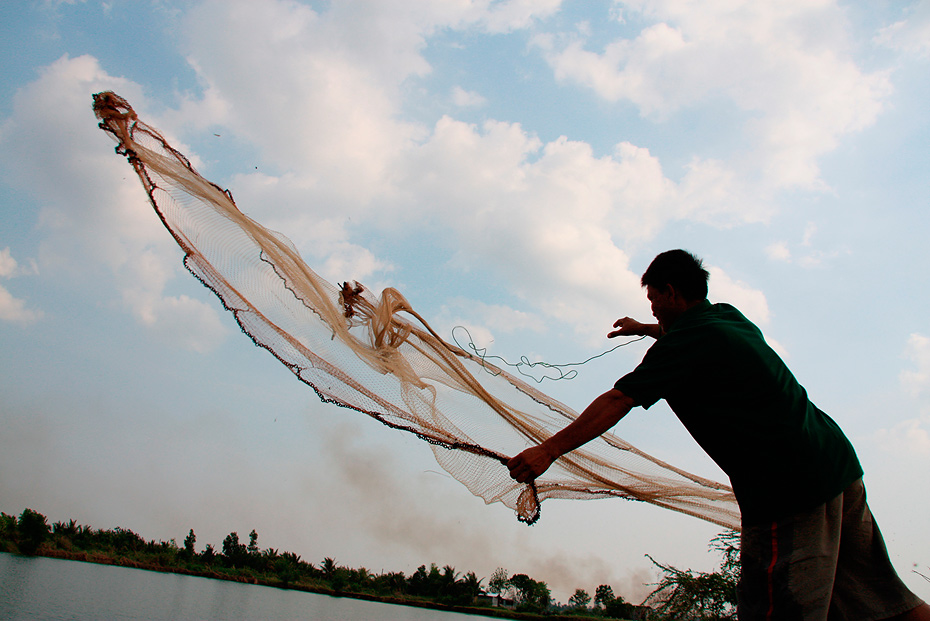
92,92,739,529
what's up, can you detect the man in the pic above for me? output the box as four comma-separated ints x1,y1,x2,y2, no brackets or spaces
508,249,928,620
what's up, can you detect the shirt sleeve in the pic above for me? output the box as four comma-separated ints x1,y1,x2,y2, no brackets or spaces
613,335,695,409
614,347,665,409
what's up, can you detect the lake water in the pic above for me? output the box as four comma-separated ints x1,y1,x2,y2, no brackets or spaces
0,553,487,620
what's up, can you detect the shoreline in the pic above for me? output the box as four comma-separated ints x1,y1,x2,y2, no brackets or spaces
28,550,601,620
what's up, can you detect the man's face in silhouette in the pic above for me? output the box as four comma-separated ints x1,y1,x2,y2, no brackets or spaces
646,284,688,331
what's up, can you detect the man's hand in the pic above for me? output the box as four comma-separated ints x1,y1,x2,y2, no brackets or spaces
507,443,557,484
609,317,663,339
609,316,644,338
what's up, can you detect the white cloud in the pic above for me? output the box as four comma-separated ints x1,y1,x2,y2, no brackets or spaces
5,1,861,352
796,249,845,269
477,0,563,34
165,1,783,344
707,266,770,327
389,114,775,341
0,249,42,324
118,249,229,353
875,0,930,59
447,298,546,335
0,247,16,278
0,4,584,350
801,222,817,246
762,224,845,268
874,417,930,458
176,0,563,206
676,155,769,225
179,0,425,206
765,242,791,262
0,55,156,269
707,266,791,357
536,0,892,190
0,283,42,324
901,333,930,397
475,300,547,334
319,243,393,286
384,116,770,342
436,298,547,354
139,293,229,354
452,86,488,107
0,55,227,350
395,119,662,341
870,337,930,457
536,22,687,115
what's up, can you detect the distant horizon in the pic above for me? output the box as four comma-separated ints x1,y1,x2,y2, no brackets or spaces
0,504,655,611
0,552,503,620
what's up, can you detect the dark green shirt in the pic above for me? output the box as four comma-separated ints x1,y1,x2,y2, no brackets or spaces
614,300,863,524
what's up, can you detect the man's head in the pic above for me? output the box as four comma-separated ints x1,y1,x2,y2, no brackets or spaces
641,250,709,330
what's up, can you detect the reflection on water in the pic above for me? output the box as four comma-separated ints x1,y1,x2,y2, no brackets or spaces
0,553,484,620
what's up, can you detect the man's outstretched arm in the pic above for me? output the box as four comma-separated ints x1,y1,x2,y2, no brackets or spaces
507,389,635,484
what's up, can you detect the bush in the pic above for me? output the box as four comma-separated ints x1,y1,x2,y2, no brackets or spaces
18,508,51,555
644,530,739,621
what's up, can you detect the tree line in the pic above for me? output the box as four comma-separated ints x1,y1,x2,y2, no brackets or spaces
2,507,748,619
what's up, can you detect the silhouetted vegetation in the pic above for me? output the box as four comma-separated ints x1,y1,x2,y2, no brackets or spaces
1,506,743,620
643,530,739,620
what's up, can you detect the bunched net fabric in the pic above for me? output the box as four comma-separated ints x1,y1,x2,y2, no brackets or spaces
92,91,740,530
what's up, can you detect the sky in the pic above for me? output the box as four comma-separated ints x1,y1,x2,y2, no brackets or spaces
1,0,929,605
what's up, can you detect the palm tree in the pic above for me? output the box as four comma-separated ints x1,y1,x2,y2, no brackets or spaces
53,519,79,537
321,557,337,580
441,565,461,590
382,571,407,594
461,571,483,598
261,547,279,572
282,551,301,564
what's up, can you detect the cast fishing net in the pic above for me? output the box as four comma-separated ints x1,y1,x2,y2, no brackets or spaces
92,92,739,530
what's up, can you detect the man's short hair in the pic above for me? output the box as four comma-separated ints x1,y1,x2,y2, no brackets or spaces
641,249,709,301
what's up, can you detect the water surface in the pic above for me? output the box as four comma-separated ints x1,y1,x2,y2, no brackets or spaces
0,553,486,620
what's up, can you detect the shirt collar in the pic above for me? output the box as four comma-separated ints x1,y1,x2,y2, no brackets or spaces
666,299,712,333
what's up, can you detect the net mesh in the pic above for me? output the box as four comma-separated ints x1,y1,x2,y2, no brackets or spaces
92,91,740,530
